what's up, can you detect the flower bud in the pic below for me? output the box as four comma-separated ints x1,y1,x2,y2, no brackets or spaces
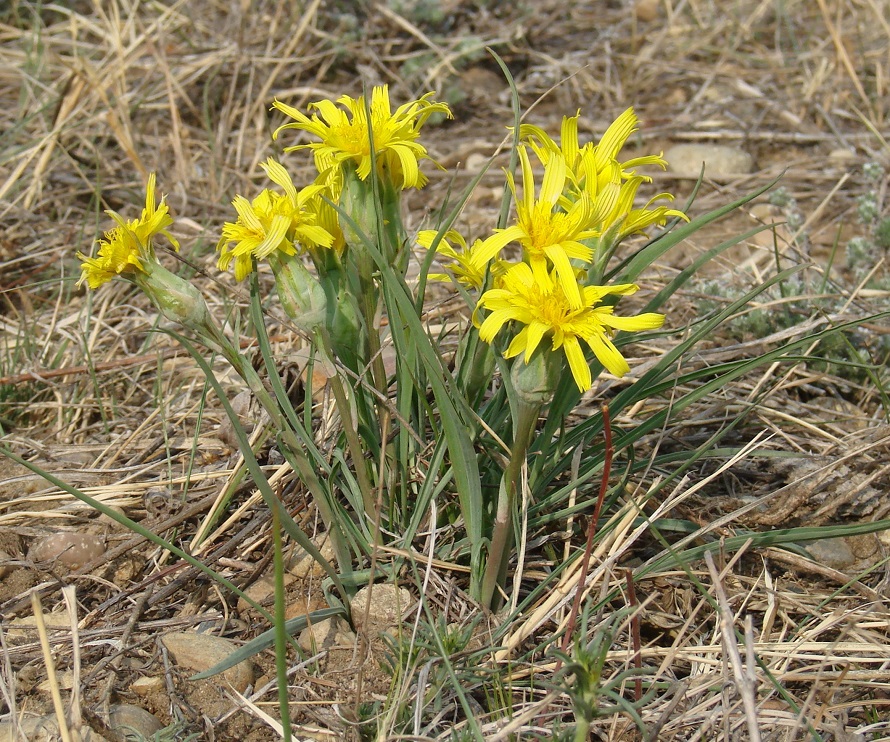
268,252,327,333
510,347,561,407
134,262,212,333
339,164,376,260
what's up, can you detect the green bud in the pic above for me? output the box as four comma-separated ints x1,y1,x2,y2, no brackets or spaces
510,347,560,407
340,162,408,275
340,165,376,265
134,261,212,333
377,164,409,274
268,252,326,333
317,268,363,374
456,332,495,405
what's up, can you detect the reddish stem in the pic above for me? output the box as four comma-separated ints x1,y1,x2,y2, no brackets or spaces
560,403,613,656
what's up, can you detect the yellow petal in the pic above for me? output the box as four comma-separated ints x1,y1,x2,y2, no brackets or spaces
587,332,630,377
563,336,592,392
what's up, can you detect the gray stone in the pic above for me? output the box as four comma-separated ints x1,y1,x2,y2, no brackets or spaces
0,716,105,741
0,548,15,579
666,143,754,179
108,704,164,739
287,534,335,580
298,616,356,653
806,538,856,570
351,584,412,639
28,531,106,570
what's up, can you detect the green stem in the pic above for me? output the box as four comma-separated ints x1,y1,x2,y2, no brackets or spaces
271,505,293,741
573,717,591,742
480,399,540,609
317,329,377,520
196,324,354,580
357,269,388,399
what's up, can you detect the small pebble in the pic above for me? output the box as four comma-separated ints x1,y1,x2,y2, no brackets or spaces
7,612,70,642
351,584,412,639
806,538,856,570
0,548,15,579
130,675,165,696
28,532,106,570
0,715,102,741
465,152,489,174
37,669,74,692
635,0,660,22
236,572,296,615
287,534,335,580
161,631,254,693
298,616,356,652
828,148,857,161
108,704,164,738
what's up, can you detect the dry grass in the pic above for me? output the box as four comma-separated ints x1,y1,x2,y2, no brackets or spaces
1,0,890,739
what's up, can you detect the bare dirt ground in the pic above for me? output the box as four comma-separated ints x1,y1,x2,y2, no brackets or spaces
1,1,890,739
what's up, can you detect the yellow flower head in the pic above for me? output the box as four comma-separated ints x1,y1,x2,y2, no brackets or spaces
474,146,618,309
418,229,504,290
77,173,178,289
272,85,452,192
523,108,667,191
476,262,664,392
216,158,334,281
521,107,687,247
310,191,346,257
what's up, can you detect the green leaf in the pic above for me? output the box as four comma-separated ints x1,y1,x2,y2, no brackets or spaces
190,607,346,680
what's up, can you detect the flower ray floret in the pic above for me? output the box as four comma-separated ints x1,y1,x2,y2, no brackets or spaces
77,173,178,289
475,146,606,309
272,85,452,191
520,107,686,242
216,158,334,281
477,262,664,392
418,229,504,290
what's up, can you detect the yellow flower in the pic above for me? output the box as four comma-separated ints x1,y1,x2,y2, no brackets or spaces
521,111,587,190
272,85,452,191
521,108,687,259
418,229,503,290
77,173,178,289
474,146,618,309
476,262,664,392
216,158,334,281
603,177,686,242
523,108,667,191
310,191,346,256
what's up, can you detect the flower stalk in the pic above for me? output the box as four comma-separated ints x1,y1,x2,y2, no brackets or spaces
480,347,560,608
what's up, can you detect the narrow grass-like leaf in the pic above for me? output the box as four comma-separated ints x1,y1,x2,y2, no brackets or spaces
639,520,890,580
333,207,486,598
168,331,352,614
541,179,784,451
0,446,278,624
608,174,782,284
